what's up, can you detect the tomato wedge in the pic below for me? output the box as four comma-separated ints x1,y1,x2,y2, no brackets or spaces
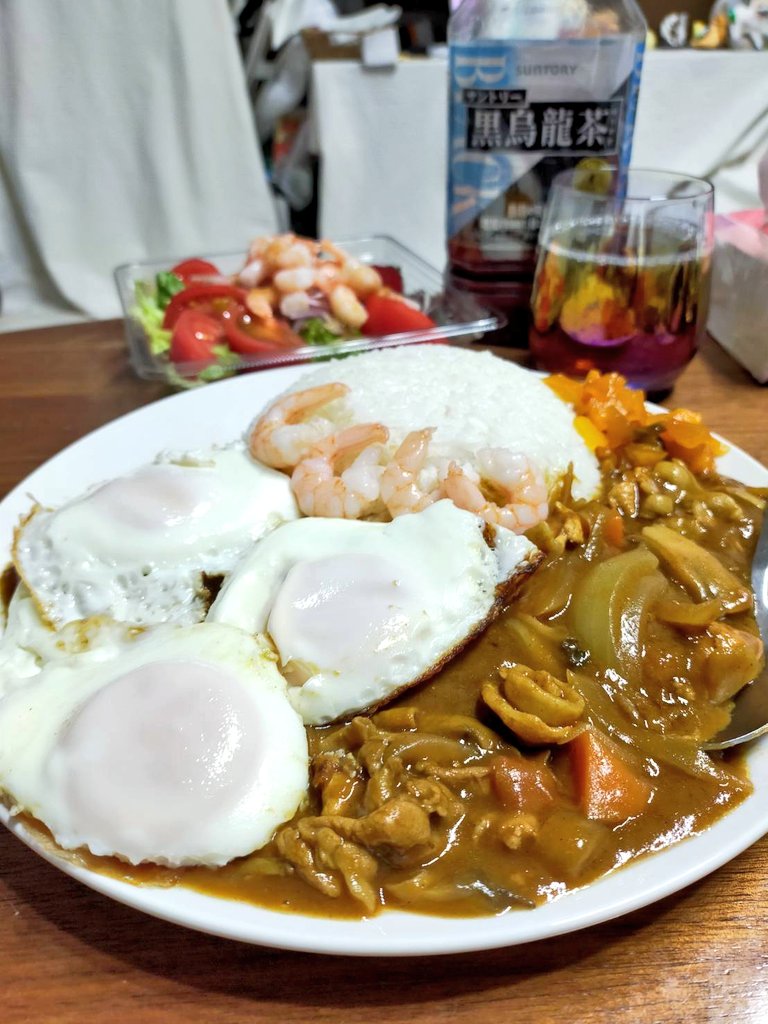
170,258,221,283
371,264,404,293
169,310,225,364
163,283,248,329
224,316,304,355
362,294,436,336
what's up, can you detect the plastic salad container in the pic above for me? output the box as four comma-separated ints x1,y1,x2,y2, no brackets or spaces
114,236,506,387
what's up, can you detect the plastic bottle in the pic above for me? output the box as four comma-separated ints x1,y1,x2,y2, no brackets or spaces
446,0,647,339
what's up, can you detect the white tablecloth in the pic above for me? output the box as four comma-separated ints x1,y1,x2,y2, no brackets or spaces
312,51,768,271
0,0,278,331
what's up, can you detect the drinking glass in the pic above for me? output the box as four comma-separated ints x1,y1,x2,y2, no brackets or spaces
528,168,714,394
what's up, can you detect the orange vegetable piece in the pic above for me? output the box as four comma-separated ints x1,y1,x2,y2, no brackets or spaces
490,753,558,814
602,511,625,549
545,373,583,405
568,728,652,823
573,415,608,452
658,408,728,475
546,371,649,449
577,371,650,448
546,370,724,468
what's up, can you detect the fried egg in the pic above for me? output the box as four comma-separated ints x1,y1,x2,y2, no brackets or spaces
208,500,540,724
265,346,600,501
0,624,308,867
0,582,137,698
13,445,298,630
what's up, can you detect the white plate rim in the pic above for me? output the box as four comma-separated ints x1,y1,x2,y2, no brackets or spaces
1,360,767,958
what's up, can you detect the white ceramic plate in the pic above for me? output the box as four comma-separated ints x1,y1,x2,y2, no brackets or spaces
2,364,767,957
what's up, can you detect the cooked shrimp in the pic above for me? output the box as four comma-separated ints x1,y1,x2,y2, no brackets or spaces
380,429,441,517
239,258,266,288
245,287,277,320
341,262,383,298
274,267,316,293
246,236,270,261
329,284,368,329
291,423,390,518
263,234,313,272
248,382,349,471
314,262,342,293
240,234,396,324
337,442,387,509
317,239,350,264
275,242,314,269
442,448,549,533
279,291,311,319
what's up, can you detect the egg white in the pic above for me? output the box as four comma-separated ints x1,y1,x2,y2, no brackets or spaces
208,500,539,724
13,444,298,630
0,623,309,867
0,582,138,698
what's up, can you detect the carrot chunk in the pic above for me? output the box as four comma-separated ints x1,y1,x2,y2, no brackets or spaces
602,511,625,549
491,753,557,814
568,728,652,823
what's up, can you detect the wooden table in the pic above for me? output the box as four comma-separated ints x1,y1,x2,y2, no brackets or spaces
1,320,767,1024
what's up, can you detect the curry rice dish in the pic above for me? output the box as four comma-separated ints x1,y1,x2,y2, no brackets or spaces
0,348,764,919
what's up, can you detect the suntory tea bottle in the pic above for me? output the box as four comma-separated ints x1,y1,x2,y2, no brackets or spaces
446,0,647,337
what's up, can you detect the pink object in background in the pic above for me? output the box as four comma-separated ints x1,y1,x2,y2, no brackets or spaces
709,145,768,383
713,210,768,260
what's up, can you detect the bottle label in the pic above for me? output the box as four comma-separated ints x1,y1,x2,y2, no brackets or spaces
463,93,623,155
448,38,644,266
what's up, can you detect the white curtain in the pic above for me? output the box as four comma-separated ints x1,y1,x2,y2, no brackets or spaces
0,0,278,328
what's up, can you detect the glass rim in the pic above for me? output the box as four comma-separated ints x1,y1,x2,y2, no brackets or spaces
551,167,714,204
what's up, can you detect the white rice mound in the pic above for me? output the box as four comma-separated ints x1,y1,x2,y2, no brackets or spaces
276,346,600,501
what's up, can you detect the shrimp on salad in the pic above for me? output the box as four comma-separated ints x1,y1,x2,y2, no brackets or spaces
240,234,316,287
442,449,549,534
248,383,349,471
291,423,390,519
237,235,380,333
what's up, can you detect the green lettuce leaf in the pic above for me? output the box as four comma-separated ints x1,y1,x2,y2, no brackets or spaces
299,317,346,346
132,283,171,355
155,271,185,308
